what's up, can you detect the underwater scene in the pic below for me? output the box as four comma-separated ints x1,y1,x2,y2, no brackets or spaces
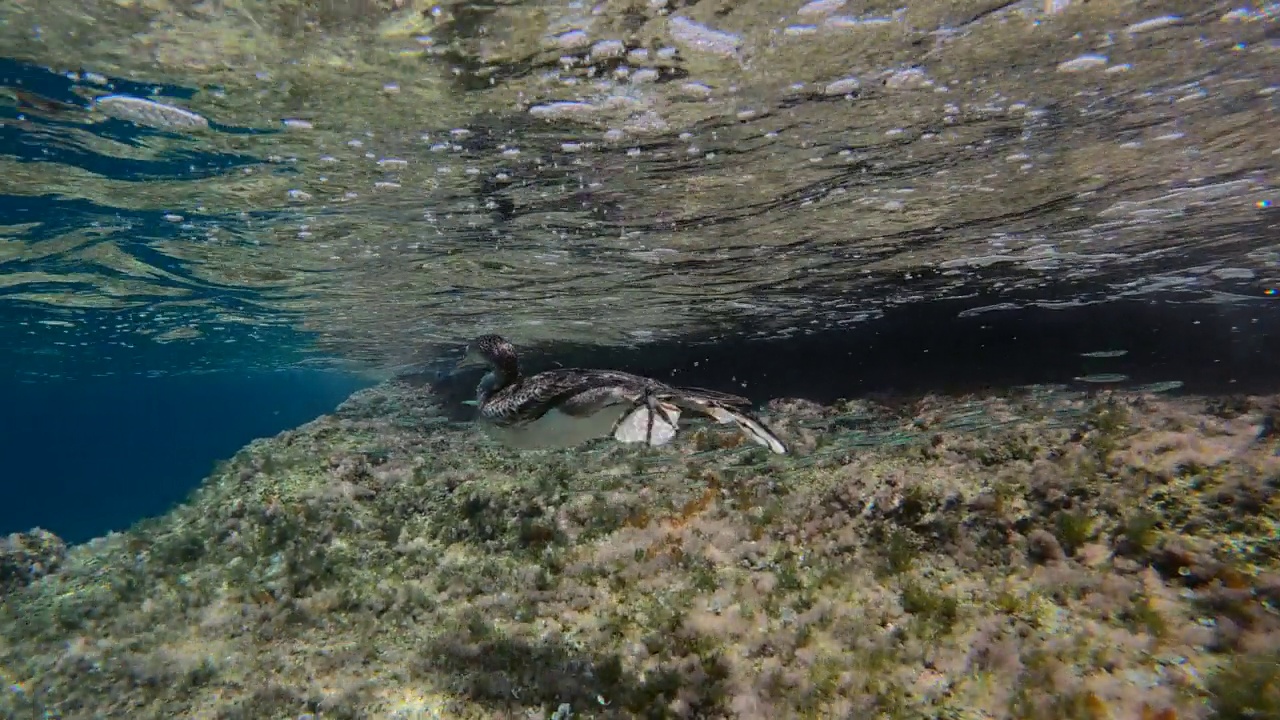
2,0,1279,718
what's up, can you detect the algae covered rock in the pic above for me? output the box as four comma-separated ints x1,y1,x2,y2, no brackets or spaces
1,382,1278,719
0,528,67,595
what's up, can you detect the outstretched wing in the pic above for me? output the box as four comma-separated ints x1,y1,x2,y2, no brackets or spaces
556,375,786,454
666,384,752,407
661,393,788,454
699,404,788,454
488,369,666,426
482,367,786,454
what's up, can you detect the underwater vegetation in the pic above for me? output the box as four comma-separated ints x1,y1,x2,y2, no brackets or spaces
2,383,1279,719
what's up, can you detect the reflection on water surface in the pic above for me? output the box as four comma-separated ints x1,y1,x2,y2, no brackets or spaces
0,0,1276,376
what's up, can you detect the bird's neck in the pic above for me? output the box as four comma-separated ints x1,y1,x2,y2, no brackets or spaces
477,365,519,405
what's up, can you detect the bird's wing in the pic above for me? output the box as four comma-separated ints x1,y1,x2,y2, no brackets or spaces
664,384,752,407
502,369,664,422
660,391,787,454
698,404,788,454
490,368,786,454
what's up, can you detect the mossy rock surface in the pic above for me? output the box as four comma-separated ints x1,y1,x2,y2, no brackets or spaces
2,384,1279,719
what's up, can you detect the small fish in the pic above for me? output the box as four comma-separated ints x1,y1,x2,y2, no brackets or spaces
1073,373,1129,384
1133,380,1183,394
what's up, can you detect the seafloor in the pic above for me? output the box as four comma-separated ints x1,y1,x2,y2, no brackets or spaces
2,381,1278,719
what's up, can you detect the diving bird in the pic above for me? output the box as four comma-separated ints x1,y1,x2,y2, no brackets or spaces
454,334,787,454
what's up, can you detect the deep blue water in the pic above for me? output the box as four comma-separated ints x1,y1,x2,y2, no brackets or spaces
0,56,377,544
1,371,371,543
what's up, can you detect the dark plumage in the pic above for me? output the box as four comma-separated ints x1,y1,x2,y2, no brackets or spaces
459,334,787,454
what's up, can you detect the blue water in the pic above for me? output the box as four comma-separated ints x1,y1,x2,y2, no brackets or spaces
0,56,389,544
0,370,371,543
4,50,1279,547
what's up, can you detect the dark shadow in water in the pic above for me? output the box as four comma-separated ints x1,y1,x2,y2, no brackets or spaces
428,298,1280,418
8,297,1277,543
421,632,729,719
0,370,371,543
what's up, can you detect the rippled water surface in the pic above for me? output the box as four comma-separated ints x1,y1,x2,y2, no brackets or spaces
1,0,1277,377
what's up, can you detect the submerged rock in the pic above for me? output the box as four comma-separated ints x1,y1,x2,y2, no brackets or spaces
0,528,67,594
1,382,1278,718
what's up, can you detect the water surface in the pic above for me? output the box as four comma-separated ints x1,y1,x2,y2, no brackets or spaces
1,0,1275,374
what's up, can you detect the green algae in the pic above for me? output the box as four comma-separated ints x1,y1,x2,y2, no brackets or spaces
1208,650,1280,720
1,384,1278,718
